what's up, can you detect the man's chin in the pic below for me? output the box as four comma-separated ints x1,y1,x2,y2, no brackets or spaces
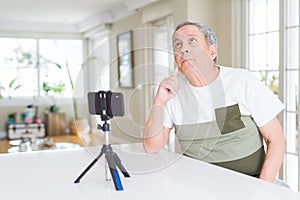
182,63,198,73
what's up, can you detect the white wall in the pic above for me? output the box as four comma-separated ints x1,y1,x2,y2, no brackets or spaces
186,0,236,67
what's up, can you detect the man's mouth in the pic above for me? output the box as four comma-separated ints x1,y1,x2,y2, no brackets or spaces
181,59,191,65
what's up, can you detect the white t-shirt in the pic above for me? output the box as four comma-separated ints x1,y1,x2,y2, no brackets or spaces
163,66,284,128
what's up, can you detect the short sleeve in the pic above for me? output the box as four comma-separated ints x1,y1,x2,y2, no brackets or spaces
243,71,285,127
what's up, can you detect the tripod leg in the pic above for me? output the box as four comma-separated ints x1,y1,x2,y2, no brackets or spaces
112,152,130,178
106,153,123,191
104,159,111,181
74,152,104,183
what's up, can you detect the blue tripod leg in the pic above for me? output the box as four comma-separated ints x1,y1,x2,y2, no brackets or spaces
106,153,123,191
112,152,130,178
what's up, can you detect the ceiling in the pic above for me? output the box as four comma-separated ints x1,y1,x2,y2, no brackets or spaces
0,0,157,33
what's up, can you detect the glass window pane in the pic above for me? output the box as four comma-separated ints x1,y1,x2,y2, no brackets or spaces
286,70,299,112
249,34,267,70
251,70,279,94
286,112,298,154
0,68,36,98
287,0,299,27
39,63,66,98
0,68,19,98
0,38,18,67
267,32,279,69
267,0,279,31
286,27,299,69
267,70,279,94
0,38,37,68
284,0,300,192
249,0,267,34
15,68,38,97
39,39,83,98
15,39,37,68
0,38,82,99
0,38,37,98
286,153,298,191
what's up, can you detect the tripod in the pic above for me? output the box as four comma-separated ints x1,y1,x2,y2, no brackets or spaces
74,119,130,191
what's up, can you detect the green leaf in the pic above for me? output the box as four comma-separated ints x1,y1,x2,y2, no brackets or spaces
55,63,62,69
14,85,22,90
65,61,74,90
42,82,51,94
8,78,17,88
51,82,65,94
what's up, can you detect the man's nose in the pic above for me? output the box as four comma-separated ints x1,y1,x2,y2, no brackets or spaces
181,48,189,54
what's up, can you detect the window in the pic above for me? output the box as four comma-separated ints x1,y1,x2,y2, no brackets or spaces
247,0,279,94
0,37,83,101
246,0,300,191
284,0,299,191
0,38,38,98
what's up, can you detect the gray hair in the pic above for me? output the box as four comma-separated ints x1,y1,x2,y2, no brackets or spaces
174,21,218,63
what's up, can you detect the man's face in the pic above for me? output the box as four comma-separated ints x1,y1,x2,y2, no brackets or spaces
173,25,217,76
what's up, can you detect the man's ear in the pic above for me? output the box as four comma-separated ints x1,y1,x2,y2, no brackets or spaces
209,44,218,61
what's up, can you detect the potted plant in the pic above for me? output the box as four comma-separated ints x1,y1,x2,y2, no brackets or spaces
42,81,65,112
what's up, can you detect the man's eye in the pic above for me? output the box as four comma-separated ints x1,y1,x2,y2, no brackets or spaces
174,42,182,48
190,38,196,43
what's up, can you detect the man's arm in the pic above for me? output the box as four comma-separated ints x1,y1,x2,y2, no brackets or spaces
143,103,171,153
143,69,180,153
258,117,286,182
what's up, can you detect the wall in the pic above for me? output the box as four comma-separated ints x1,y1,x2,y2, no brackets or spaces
216,0,235,67
108,13,146,143
186,0,235,67
187,0,217,29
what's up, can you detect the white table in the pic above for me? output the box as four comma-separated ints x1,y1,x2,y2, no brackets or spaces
1,143,299,200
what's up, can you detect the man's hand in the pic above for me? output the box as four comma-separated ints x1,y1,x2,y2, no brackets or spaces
154,67,180,106
143,67,180,153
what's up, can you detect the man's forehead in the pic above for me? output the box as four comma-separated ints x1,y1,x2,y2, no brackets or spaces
174,25,204,40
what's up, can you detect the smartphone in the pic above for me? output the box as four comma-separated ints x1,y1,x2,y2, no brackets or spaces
87,91,124,117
